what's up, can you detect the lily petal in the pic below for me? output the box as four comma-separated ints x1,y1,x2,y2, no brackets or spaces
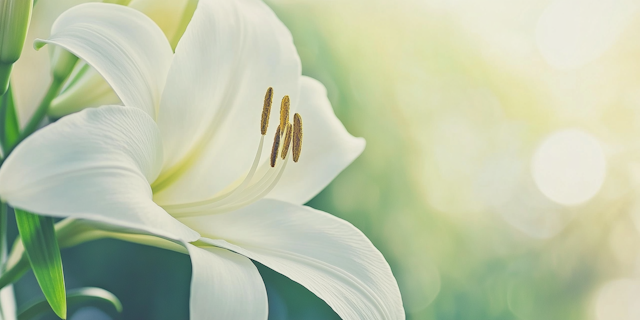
0,106,199,242
49,0,198,118
36,3,173,118
153,0,301,205
182,199,405,320
266,76,366,205
186,244,268,320
11,0,94,128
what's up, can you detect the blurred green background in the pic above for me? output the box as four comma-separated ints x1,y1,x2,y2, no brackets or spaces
12,0,640,319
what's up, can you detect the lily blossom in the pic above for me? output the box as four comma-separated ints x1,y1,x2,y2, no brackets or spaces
0,1,404,319
10,0,197,123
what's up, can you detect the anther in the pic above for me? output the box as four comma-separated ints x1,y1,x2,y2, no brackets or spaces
293,113,303,162
270,125,282,167
279,95,290,136
261,87,274,135
281,123,293,159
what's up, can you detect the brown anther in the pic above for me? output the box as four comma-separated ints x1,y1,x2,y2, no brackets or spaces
279,95,290,136
261,87,274,135
270,125,282,167
281,123,293,159
293,113,303,162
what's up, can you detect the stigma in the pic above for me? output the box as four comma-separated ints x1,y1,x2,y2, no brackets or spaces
165,87,304,217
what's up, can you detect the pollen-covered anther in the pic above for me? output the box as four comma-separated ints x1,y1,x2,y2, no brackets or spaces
270,125,282,167
260,87,274,135
281,123,293,159
293,113,303,162
279,95,290,136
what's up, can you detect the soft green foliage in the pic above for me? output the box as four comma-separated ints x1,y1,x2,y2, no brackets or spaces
265,1,640,319
17,287,122,320
0,250,29,290
15,210,66,319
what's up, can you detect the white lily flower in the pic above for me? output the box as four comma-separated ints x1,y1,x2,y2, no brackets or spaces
10,0,196,125
0,1,405,319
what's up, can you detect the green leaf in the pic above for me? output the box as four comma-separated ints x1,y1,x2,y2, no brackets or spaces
17,287,122,320
15,210,66,319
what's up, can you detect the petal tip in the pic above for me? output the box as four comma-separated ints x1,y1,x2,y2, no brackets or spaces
33,39,47,51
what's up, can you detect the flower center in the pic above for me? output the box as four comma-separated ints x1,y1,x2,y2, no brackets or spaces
162,87,303,217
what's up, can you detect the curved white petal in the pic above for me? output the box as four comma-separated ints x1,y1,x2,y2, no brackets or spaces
266,77,366,205
153,0,301,205
186,244,268,320
47,0,198,118
0,106,199,242
182,199,404,320
11,0,95,128
48,0,196,118
36,3,173,118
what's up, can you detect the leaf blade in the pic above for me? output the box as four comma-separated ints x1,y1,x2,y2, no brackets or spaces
17,287,122,320
14,210,66,319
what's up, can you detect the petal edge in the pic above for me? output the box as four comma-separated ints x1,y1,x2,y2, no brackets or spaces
183,199,405,320
36,2,173,118
0,106,199,242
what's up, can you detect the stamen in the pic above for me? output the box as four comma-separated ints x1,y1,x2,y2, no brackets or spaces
261,87,274,135
209,152,291,214
270,125,282,167
293,113,303,162
171,152,292,217
279,95,290,135
162,88,301,218
281,123,293,159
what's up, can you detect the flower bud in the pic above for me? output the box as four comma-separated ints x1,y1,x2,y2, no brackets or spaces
0,0,34,94
49,47,78,82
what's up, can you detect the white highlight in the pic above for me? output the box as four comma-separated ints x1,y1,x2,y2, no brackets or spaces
536,0,639,69
532,129,606,206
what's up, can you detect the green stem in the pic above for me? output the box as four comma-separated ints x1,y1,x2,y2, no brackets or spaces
0,218,189,289
0,91,7,160
0,254,28,290
0,202,6,270
0,78,63,166
20,79,63,144
0,63,12,96
0,219,188,290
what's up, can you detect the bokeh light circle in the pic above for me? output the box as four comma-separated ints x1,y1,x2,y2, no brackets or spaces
595,279,640,320
532,129,606,206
